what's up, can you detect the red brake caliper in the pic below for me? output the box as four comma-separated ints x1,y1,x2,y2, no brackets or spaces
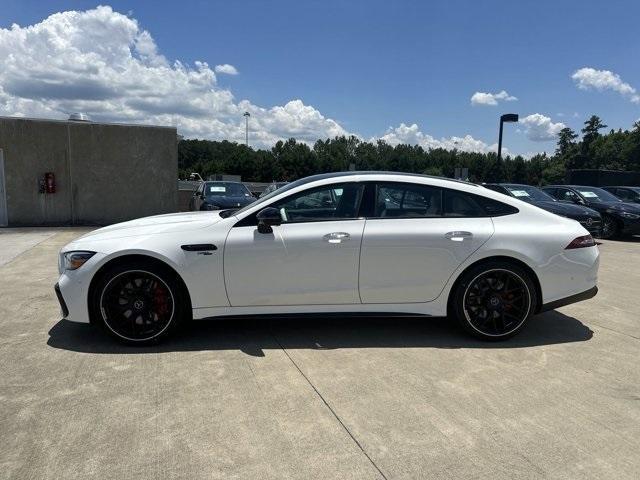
153,284,170,317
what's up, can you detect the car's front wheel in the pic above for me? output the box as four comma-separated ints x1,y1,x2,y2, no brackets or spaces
90,261,187,344
451,261,537,341
600,215,619,239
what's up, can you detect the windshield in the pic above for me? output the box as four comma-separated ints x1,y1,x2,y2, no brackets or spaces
204,182,251,197
233,178,309,215
505,185,555,202
576,187,621,202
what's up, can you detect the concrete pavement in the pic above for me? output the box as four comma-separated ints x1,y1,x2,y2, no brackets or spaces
0,228,639,479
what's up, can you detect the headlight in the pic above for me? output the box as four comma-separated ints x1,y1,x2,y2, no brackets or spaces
61,251,96,271
619,212,640,220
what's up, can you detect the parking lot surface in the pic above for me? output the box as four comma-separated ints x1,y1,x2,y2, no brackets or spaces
0,228,639,479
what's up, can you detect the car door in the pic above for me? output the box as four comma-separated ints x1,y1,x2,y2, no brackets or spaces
359,182,495,303
224,182,366,306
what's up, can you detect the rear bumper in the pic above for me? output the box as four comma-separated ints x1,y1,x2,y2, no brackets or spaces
540,286,598,312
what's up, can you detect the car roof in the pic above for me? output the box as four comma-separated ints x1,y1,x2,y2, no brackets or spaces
544,185,604,188
604,185,640,189
488,183,538,188
290,171,479,188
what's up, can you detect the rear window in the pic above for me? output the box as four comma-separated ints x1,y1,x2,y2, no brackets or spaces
443,189,518,217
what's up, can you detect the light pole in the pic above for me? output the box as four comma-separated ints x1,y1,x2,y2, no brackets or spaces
243,112,250,146
498,113,518,161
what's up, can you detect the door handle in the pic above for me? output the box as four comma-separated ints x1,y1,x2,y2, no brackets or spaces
323,232,350,243
445,231,473,242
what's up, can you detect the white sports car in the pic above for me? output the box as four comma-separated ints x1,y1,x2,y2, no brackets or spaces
55,172,599,344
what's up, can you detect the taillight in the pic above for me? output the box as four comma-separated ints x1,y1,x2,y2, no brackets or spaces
565,235,596,249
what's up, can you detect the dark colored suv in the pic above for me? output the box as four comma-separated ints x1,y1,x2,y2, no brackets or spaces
542,185,640,239
602,186,640,204
484,183,602,237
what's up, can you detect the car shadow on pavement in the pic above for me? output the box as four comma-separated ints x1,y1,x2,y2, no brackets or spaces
47,310,593,357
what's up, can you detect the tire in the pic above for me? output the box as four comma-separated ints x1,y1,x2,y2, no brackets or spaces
600,215,619,239
451,260,538,341
89,260,188,345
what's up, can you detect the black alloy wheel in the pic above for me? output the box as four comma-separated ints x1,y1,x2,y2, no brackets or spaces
600,215,618,239
91,261,187,344
452,262,537,340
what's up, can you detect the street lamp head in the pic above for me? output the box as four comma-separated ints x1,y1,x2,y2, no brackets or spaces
243,111,251,117
501,113,519,123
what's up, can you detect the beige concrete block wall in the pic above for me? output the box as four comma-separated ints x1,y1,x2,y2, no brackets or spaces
0,117,178,226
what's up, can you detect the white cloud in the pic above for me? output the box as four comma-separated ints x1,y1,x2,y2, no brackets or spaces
214,64,238,75
519,113,565,141
374,123,499,153
0,6,348,147
571,67,639,104
0,6,543,156
470,90,517,106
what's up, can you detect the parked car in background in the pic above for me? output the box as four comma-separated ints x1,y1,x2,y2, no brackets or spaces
259,181,289,198
542,185,640,239
484,183,602,237
602,186,640,204
56,172,599,345
189,181,255,211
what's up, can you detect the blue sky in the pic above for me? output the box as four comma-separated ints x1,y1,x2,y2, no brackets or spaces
1,0,639,155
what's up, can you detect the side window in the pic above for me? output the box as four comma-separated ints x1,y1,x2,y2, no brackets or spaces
558,189,578,202
443,190,487,217
543,188,557,198
474,195,519,216
374,183,442,218
273,183,363,223
616,189,630,200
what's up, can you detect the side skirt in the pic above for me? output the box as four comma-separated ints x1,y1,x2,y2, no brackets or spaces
192,302,444,320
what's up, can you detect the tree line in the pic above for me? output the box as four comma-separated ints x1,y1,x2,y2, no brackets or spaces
178,115,640,185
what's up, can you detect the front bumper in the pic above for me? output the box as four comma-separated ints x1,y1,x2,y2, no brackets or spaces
55,252,106,323
54,283,69,318
577,218,601,236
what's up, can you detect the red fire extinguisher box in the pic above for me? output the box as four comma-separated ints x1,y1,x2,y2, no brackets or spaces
44,172,56,194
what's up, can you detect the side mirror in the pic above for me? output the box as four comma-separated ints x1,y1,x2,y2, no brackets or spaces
256,207,282,233
574,197,585,205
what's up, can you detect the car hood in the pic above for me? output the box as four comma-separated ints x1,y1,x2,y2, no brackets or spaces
602,201,640,214
77,211,225,242
532,201,598,217
205,195,255,208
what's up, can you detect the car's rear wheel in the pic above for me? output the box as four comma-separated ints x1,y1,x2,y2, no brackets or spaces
600,215,618,239
451,261,537,340
90,261,187,344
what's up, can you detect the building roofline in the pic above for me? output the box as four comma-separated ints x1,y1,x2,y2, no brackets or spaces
0,115,177,131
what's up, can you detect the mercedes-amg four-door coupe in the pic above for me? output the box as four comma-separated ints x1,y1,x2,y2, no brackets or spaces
55,172,599,344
